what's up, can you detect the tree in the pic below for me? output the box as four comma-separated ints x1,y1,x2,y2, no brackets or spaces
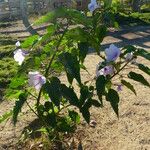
20,0,38,35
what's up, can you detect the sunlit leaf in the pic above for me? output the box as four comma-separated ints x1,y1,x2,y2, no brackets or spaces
78,42,89,63
0,110,12,123
13,92,28,125
22,35,39,48
121,80,136,95
106,89,119,117
96,75,107,105
44,77,61,107
136,49,150,61
138,64,150,76
9,76,26,89
59,52,81,85
61,84,79,107
69,110,80,124
91,99,102,107
128,71,150,87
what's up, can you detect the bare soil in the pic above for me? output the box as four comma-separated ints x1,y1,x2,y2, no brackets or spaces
0,20,150,150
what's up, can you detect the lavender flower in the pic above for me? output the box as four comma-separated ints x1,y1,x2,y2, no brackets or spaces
96,63,114,77
28,71,46,90
88,0,99,13
105,44,121,62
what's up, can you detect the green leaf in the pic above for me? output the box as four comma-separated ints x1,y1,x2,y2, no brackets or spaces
35,8,91,27
45,112,56,128
96,76,106,95
5,89,23,100
80,108,90,124
106,89,119,117
18,57,42,74
40,24,57,43
66,27,89,43
61,84,79,107
96,25,107,43
136,49,150,61
35,8,69,24
66,9,92,27
80,98,92,123
0,110,13,123
44,77,61,107
56,116,74,132
59,52,81,85
128,72,150,87
9,76,26,89
13,92,28,125
66,72,74,85
138,64,150,76
47,24,56,34
121,80,136,95
22,35,39,48
44,101,53,112
69,110,80,124
91,99,102,107
122,45,136,56
78,42,89,63
79,86,91,107
104,0,112,8
96,76,107,105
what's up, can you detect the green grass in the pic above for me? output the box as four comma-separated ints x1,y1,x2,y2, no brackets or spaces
0,58,18,88
0,34,18,89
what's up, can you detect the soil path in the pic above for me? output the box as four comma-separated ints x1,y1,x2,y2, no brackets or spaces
0,21,150,150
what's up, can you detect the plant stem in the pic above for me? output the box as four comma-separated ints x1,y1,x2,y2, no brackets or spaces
36,25,69,112
26,101,39,117
110,59,134,80
28,91,38,99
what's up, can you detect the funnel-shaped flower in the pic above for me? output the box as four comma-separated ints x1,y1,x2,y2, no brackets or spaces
88,0,99,13
28,71,46,90
96,63,114,77
14,49,27,65
105,44,121,62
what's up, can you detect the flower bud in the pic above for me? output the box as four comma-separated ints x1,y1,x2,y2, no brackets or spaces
125,52,133,62
15,41,21,47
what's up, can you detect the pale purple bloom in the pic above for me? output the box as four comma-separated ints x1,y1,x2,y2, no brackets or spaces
15,41,21,47
96,63,114,77
28,71,46,90
117,85,122,92
105,44,121,62
88,0,99,13
125,52,133,61
14,49,27,65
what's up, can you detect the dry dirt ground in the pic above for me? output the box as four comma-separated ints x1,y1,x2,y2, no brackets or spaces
0,20,150,150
